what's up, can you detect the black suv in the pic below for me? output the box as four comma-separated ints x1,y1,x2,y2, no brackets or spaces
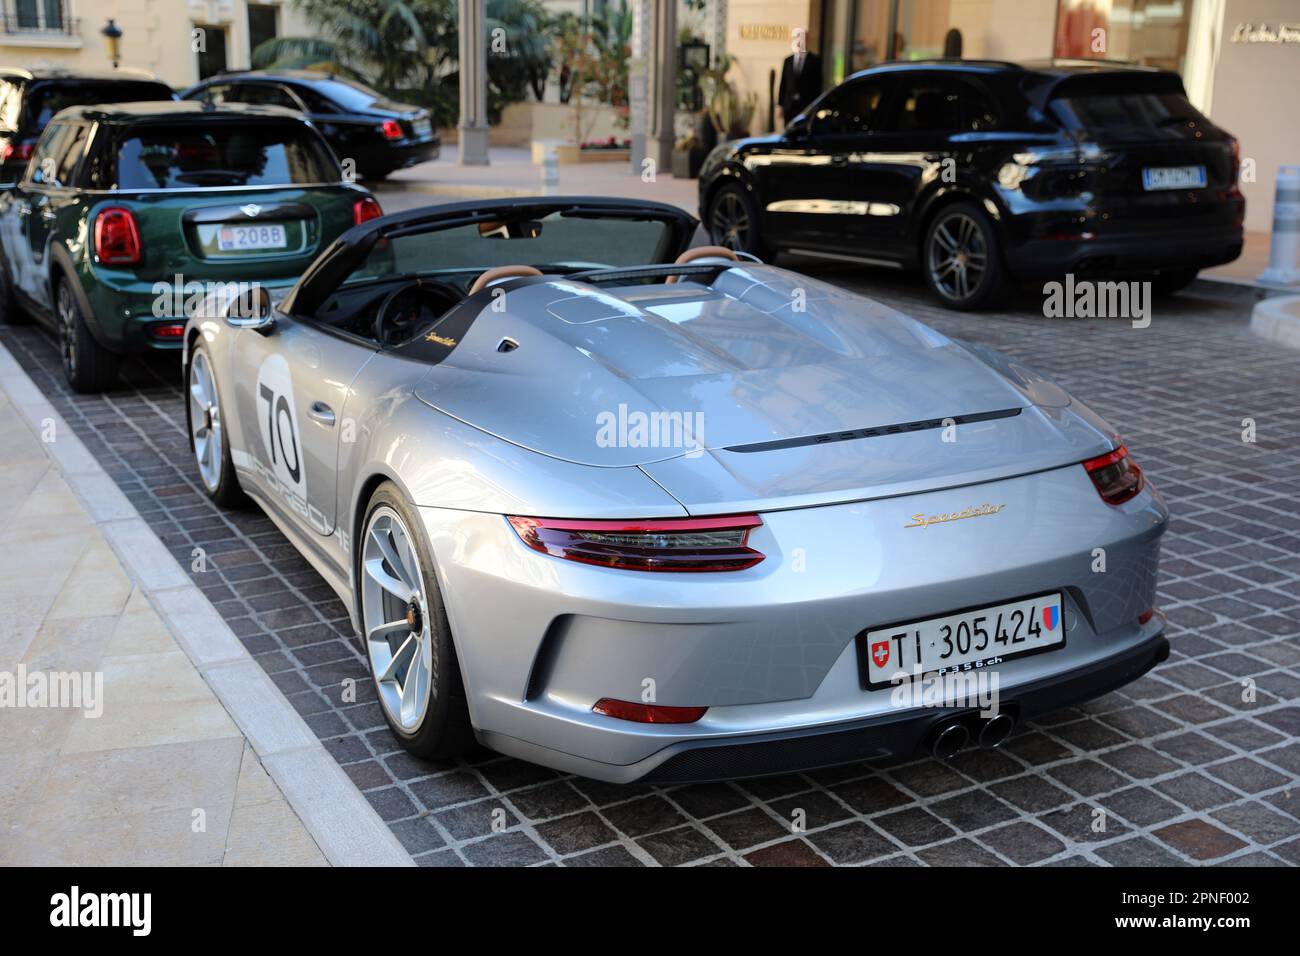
182,70,439,179
698,59,1245,309
0,68,176,182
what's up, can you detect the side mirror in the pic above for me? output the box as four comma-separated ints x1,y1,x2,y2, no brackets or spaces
224,283,276,333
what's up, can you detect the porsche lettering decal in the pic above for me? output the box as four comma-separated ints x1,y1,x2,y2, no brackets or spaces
904,503,1006,529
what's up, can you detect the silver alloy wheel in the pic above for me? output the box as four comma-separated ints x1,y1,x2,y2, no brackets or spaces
57,282,77,378
928,212,987,302
361,506,433,733
189,350,224,493
710,190,750,251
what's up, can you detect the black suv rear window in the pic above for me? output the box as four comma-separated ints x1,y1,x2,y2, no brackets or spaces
1053,91,1207,134
115,121,338,189
24,81,174,128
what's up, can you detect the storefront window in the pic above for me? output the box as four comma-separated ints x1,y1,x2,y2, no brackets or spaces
1055,0,1193,73
821,0,953,85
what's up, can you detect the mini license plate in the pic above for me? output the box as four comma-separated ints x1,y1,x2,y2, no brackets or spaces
858,592,1065,689
218,223,287,252
1142,165,1206,191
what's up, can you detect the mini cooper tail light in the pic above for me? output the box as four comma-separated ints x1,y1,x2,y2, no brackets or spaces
592,698,707,724
353,196,383,225
1083,445,1144,505
381,119,403,140
506,514,765,572
148,321,185,340
94,207,142,266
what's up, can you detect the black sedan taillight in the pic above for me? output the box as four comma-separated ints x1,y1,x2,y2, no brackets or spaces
507,514,765,571
1083,445,1144,505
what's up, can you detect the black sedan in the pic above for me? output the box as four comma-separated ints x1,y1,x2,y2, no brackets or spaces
182,70,439,180
698,59,1244,309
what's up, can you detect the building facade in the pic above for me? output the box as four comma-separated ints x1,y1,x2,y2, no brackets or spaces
0,0,315,88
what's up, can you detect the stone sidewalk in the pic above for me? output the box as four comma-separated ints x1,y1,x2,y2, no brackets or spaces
0,385,328,865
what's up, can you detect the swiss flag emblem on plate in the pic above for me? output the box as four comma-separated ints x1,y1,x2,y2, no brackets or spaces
871,640,890,668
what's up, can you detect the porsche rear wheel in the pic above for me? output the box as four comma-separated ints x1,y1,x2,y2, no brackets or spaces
360,483,474,759
187,342,245,507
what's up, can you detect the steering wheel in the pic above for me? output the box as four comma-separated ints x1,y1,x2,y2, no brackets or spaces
372,280,462,346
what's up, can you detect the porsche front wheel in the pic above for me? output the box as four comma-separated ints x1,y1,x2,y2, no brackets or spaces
360,483,474,759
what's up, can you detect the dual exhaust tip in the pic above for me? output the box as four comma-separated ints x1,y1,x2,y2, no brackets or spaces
929,712,1015,759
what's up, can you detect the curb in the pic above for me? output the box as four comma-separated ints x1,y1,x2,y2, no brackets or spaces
1249,294,1300,349
0,341,415,868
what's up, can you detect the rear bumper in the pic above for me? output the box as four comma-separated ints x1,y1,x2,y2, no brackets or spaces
82,273,301,354
374,137,439,173
420,463,1169,784
1006,226,1244,279
608,630,1168,783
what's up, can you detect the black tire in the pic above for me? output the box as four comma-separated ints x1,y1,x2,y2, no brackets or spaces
0,253,26,325
56,277,119,392
185,341,247,508
706,183,772,259
360,481,475,760
1150,268,1198,297
922,201,1005,310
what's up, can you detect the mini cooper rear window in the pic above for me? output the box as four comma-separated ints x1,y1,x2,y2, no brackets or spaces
24,81,175,128
114,121,338,189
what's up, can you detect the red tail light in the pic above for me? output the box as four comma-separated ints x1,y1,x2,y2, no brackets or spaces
353,196,382,225
507,514,765,572
380,119,403,141
148,322,185,340
593,699,707,724
1,142,33,163
1083,445,1144,505
93,207,142,266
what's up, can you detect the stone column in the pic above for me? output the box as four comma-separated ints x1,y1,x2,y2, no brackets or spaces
706,0,726,67
628,0,651,174
458,0,490,165
648,0,677,172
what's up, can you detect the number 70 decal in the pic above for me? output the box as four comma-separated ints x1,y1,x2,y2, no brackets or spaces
255,354,306,496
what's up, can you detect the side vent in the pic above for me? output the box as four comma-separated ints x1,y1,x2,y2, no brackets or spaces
497,337,520,353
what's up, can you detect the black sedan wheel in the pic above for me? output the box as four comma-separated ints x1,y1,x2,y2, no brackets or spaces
923,202,1005,310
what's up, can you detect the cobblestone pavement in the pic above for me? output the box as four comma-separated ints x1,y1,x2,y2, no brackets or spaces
2,266,1297,867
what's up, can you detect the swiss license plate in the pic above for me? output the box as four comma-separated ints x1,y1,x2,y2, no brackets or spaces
413,117,432,137
1142,165,1206,191
858,592,1065,689
218,223,287,251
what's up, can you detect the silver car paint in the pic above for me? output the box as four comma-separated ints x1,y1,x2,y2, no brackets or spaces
188,258,1167,782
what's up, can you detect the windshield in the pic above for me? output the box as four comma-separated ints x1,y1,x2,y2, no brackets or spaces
115,120,338,188
25,81,174,128
344,211,677,286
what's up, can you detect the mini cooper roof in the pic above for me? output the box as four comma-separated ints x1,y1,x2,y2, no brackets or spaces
0,66,164,83
49,100,309,125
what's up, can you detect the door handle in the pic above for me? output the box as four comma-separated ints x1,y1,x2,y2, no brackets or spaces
308,401,336,426
831,154,849,166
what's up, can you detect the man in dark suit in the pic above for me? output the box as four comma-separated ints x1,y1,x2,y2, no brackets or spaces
777,28,822,127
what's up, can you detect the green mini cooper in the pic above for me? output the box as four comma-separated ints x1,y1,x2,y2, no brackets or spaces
0,100,380,391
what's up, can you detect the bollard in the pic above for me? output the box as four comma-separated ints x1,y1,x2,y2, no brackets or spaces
542,145,559,196
1259,165,1300,286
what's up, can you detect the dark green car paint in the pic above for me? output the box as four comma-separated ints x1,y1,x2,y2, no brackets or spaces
0,102,374,359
